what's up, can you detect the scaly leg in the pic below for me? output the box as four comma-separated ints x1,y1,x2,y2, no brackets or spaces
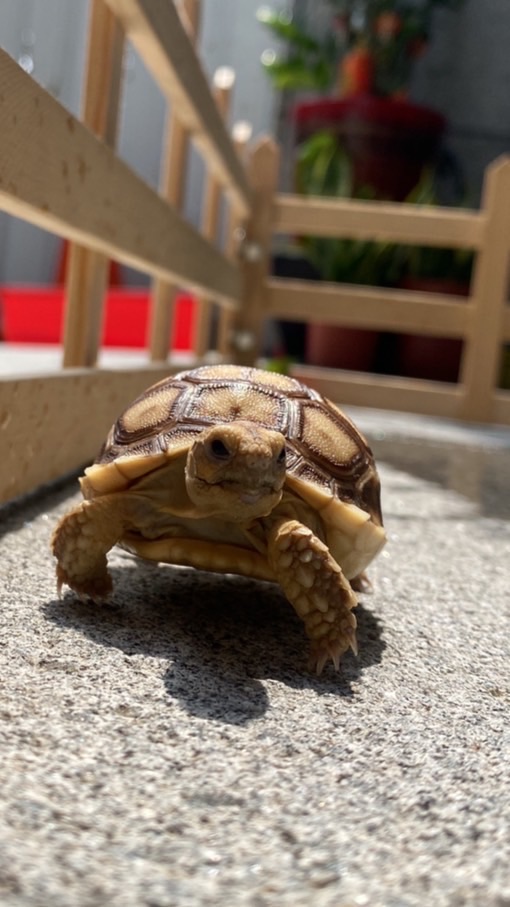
52,495,129,600
265,518,358,674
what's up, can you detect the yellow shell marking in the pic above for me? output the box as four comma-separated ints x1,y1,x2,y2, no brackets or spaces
121,386,181,434
301,404,359,468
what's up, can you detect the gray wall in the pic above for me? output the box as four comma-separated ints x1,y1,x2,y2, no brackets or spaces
0,0,288,284
412,0,510,204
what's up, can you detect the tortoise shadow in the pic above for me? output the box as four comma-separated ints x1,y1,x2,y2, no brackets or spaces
43,556,386,726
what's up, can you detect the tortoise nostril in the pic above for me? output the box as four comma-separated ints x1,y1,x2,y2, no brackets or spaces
209,438,231,460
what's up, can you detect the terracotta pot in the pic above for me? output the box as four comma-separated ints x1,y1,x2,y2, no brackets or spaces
398,278,469,383
306,323,379,371
294,95,445,201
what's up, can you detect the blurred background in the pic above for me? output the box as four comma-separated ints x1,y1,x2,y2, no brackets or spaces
1,0,510,285
0,0,285,285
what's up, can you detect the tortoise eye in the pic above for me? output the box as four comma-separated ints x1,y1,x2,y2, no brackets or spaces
209,438,231,460
277,446,286,463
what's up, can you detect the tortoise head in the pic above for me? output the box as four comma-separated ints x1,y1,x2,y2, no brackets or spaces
185,421,286,521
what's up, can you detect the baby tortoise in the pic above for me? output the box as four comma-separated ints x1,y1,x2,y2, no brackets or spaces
52,364,386,672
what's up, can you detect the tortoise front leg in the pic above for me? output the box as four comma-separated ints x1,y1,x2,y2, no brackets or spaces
265,517,358,674
52,496,128,600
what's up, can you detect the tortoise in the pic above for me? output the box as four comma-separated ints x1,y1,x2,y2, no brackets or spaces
52,364,386,673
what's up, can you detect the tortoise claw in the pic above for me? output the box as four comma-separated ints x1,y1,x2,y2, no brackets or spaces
55,564,112,603
309,628,358,675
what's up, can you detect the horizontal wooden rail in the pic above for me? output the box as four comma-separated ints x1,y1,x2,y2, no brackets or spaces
103,0,251,216
266,278,471,337
274,195,484,249
291,365,464,420
0,48,240,306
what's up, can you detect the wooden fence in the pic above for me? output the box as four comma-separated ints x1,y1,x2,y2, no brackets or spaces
267,162,510,427
0,0,509,506
0,0,254,503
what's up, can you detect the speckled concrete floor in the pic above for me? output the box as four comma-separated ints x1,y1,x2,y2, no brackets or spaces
1,410,509,907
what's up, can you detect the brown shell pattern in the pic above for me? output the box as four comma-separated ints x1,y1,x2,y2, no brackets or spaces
98,364,382,524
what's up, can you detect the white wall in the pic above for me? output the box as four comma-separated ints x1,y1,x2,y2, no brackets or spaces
0,0,288,284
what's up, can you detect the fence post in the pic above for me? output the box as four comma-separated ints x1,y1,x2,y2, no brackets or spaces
191,67,235,359
61,0,124,367
459,156,510,421
233,137,280,366
217,121,253,358
147,0,200,362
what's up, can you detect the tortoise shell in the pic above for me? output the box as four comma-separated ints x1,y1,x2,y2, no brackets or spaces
88,364,383,529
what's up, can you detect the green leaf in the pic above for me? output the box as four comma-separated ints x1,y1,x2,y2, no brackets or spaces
262,55,332,91
256,7,321,52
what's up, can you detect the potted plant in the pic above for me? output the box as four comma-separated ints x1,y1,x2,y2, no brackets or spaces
258,0,465,200
294,131,400,369
258,2,469,373
284,139,474,376
258,0,466,99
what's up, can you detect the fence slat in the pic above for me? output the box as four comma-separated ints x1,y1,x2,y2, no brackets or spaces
459,157,510,420
0,48,240,305
274,195,485,249
191,68,235,359
62,0,125,368
103,0,250,216
266,278,470,337
148,0,201,363
234,138,280,365
217,121,253,358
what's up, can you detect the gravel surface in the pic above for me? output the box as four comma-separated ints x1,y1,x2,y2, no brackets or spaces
1,412,509,907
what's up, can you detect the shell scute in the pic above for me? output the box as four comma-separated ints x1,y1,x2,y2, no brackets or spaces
120,384,181,437
298,402,361,472
182,382,288,431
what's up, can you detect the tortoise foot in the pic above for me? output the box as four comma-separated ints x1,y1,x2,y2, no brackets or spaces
307,618,358,675
266,517,358,673
52,497,124,601
56,562,113,602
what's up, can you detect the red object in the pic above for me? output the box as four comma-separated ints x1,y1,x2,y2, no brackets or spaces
294,96,445,201
306,323,378,371
339,47,374,96
0,286,196,351
397,278,469,383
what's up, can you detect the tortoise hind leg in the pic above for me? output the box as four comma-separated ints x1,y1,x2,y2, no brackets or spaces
265,517,358,674
52,495,128,600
